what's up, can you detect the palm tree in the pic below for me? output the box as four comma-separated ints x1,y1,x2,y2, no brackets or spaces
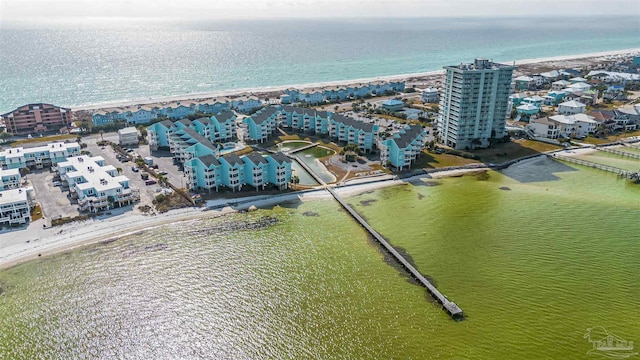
116,167,122,175
99,129,104,143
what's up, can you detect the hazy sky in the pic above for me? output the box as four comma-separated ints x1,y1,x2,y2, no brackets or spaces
1,0,639,20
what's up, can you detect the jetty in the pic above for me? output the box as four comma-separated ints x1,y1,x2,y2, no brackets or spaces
596,146,640,160
552,154,640,180
327,187,464,319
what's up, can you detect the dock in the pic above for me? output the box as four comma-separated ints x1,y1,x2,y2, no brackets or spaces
596,146,640,160
552,154,640,180
327,187,464,319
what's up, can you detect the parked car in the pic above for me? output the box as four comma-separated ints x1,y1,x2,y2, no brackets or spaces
157,170,168,176
132,166,139,172
52,181,62,187
145,179,157,185
141,172,149,180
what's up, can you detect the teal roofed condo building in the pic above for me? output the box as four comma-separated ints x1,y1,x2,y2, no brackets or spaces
184,154,221,193
242,107,279,142
379,125,428,170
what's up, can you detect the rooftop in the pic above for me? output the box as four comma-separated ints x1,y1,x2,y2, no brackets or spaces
250,106,278,124
332,113,375,132
446,58,515,71
559,100,586,107
118,127,138,135
60,155,129,193
269,152,292,165
0,187,29,204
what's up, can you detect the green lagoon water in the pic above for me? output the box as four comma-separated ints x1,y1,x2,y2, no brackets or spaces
0,156,639,358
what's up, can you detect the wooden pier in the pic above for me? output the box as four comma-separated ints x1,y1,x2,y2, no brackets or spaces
327,187,464,319
596,146,640,160
552,154,639,179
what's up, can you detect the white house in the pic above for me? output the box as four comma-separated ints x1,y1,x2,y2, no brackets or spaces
571,114,597,138
57,156,138,213
527,117,560,139
0,187,33,226
118,127,139,146
552,80,571,91
0,168,21,190
421,88,439,103
558,100,586,115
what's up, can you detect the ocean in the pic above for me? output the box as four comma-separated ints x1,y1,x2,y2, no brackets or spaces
1,16,639,112
1,156,639,358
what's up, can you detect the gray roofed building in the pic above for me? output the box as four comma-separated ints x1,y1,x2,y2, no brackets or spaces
221,153,244,166
214,110,236,122
198,154,221,167
331,113,375,132
244,152,268,165
394,125,425,148
176,118,192,127
160,119,173,127
251,106,279,124
269,152,292,164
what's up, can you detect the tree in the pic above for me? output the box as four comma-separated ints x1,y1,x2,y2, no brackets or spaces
471,138,482,149
116,167,122,174
291,175,300,184
99,130,104,143
0,132,13,143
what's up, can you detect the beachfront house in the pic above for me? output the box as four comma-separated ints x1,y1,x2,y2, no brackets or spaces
196,98,232,114
0,168,21,190
297,89,324,104
0,187,33,226
323,86,349,101
558,100,586,115
243,153,269,191
57,155,137,213
613,105,640,131
242,107,279,142
369,81,392,95
183,154,221,193
160,102,196,120
0,142,81,170
523,95,544,107
232,96,262,113
379,124,428,170
389,80,405,92
147,119,173,150
266,152,292,190
347,83,372,99
329,114,378,152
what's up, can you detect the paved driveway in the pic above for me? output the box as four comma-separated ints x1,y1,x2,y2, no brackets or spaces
28,169,79,222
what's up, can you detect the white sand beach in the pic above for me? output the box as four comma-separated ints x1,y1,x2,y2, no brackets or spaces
70,48,640,112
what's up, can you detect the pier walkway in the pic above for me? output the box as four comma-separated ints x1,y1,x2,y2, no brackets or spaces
283,151,464,319
327,187,464,319
596,146,640,160
287,142,319,154
552,154,639,179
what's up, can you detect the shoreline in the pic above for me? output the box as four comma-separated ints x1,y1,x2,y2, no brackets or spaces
0,167,488,271
69,48,640,112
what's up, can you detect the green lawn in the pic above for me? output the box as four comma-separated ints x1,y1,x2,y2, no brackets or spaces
471,139,562,164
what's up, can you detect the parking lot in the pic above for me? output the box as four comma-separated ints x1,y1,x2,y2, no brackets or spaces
84,139,160,207
28,169,79,221
134,145,187,189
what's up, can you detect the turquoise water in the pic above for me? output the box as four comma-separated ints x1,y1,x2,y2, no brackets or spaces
1,17,639,112
1,157,639,358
